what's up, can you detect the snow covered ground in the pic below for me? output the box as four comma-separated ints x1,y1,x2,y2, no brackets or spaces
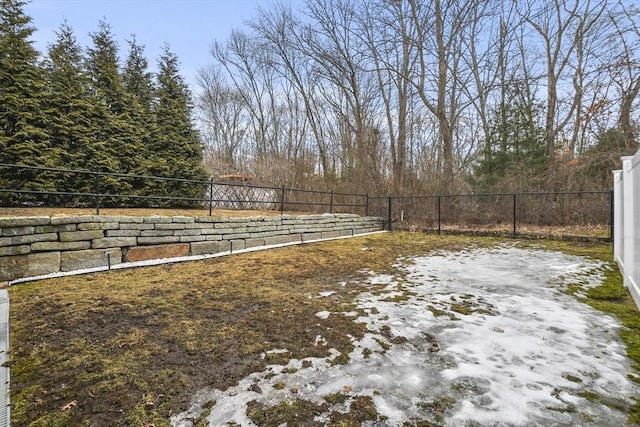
172,246,639,426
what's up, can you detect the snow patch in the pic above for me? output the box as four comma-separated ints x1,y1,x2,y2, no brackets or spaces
318,291,336,298
172,247,637,427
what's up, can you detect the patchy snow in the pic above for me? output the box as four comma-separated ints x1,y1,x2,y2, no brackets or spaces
260,348,289,358
172,246,638,427
315,311,331,319
318,291,336,298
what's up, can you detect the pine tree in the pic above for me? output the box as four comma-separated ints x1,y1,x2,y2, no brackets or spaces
0,0,53,204
154,44,208,207
123,36,155,115
122,36,157,204
471,88,546,192
43,21,96,205
85,20,145,205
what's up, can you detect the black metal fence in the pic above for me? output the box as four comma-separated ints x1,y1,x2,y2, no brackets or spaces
0,163,612,241
368,191,612,241
0,163,368,216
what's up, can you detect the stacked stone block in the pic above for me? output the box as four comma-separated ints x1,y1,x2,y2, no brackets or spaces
0,214,383,282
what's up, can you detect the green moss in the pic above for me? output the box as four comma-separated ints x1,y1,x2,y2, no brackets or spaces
324,392,350,405
426,305,447,317
532,241,640,425
562,373,582,383
330,352,351,366
450,303,473,315
193,408,212,427
380,293,410,303
246,399,326,426
373,337,391,352
263,351,290,366
586,268,628,301
348,395,379,421
390,335,408,344
328,395,380,424
417,395,457,423
546,404,577,414
577,390,628,412
403,422,439,427
273,381,286,390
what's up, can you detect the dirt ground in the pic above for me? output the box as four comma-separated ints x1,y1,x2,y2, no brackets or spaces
8,233,637,426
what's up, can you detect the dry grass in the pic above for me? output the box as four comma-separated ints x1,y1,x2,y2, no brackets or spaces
396,221,610,240
9,233,632,426
10,233,486,426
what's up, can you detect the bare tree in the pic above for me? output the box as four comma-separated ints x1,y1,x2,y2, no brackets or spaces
196,66,248,176
607,2,640,148
301,0,386,191
516,0,609,187
194,0,638,195
357,0,416,194
249,4,336,184
405,0,474,194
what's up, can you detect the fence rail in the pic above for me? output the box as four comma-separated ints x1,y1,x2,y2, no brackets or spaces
368,190,612,241
613,149,640,309
0,163,369,216
0,162,612,241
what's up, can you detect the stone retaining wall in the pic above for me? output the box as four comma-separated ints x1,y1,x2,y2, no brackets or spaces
0,213,384,282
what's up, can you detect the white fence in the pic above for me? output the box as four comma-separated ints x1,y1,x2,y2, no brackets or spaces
210,184,277,210
613,148,640,309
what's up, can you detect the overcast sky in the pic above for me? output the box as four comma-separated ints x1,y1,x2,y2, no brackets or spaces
24,0,276,90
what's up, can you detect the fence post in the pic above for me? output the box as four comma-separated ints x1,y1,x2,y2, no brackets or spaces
329,190,334,214
280,185,285,215
512,193,517,238
609,189,614,243
621,156,636,290
94,170,101,215
365,193,369,217
388,197,392,231
437,196,441,235
208,177,214,216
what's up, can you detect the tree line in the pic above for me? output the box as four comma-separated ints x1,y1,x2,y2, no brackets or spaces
198,0,640,196
0,0,208,207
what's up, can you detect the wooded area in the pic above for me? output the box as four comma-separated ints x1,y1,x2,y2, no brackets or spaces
198,0,640,196
1,0,639,203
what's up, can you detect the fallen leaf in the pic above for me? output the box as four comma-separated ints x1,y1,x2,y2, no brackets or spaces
61,400,77,411
494,327,504,333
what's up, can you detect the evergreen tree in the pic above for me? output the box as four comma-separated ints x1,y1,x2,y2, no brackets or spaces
85,20,145,205
154,44,208,207
471,88,546,192
123,36,155,113
122,36,157,203
43,21,95,205
0,0,53,204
